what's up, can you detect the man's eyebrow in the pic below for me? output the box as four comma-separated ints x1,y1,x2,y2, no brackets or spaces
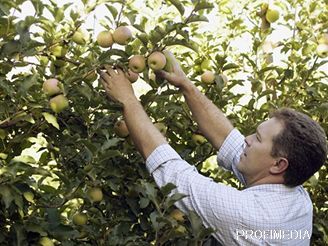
256,127,262,140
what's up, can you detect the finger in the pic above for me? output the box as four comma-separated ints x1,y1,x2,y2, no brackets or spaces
116,68,124,76
100,71,111,81
99,78,110,90
104,64,112,71
155,70,170,79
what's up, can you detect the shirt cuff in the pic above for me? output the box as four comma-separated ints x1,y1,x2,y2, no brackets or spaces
217,128,245,170
146,144,181,173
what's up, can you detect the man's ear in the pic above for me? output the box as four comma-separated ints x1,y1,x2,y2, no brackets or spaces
270,158,288,174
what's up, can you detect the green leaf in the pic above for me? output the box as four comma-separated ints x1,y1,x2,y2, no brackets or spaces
167,0,185,16
164,192,187,209
194,2,214,12
106,4,118,20
0,185,14,208
187,15,209,23
160,183,177,197
222,63,239,71
42,112,59,129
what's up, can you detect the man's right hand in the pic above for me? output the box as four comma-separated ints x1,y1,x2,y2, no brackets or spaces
155,50,191,90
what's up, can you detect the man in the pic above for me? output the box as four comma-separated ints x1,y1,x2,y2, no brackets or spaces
99,55,327,245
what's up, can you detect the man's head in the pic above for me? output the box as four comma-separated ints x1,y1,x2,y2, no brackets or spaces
238,108,327,187
270,108,327,187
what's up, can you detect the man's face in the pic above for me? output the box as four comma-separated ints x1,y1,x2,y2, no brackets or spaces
237,117,284,185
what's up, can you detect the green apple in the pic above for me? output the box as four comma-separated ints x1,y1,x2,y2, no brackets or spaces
72,30,88,45
265,8,279,23
126,69,139,83
50,44,67,58
113,26,132,45
201,71,215,84
97,31,114,48
43,78,62,96
49,94,69,113
114,120,129,137
318,33,328,45
128,55,146,73
38,237,54,246
154,122,167,136
72,212,88,225
87,187,103,202
200,59,212,70
192,134,206,145
316,44,328,57
147,51,167,71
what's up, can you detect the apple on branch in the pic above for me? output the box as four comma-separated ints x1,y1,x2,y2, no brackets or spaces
147,51,167,71
114,119,129,138
128,55,146,73
72,29,88,45
113,26,133,45
97,31,114,48
43,78,62,96
87,187,103,202
49,94,69,113
201,71,215,84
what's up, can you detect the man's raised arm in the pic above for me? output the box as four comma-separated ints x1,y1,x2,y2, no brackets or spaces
156,52,233,150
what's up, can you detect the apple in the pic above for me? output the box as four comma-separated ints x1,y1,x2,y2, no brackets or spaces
200,59,212,70
128,55,146,73
50,44,67,58
126,69,139,83
147,51,167,71
318,33,328,45
38,237,54,246
97,31,114,48
49,94,69,113
154,122,167,136
72,212,88,225
114,120,129,137
72,30,88,45
175,225,187,234
192,134,206,145
169,209,185,222
23,191,34,203
87,187,103,202
316,44,328,57
265,8,279,23
43,78,61,96
113,26,132,45
201,71,215,84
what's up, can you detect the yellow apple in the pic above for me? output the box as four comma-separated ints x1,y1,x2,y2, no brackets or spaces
72,212,88,225
154,122,167,136
169,209,185,222
72,30,88,45
201,71,215,84
192,134,206,145
128,55,146,73
147,51,167,71
49,94,69,113
87,187,103,202
265,8,279,23
114,120,129,137
113,26,132,45
38,237,54,246
318,33,328,45
50,44,67,58
97,31,114,48
126,69,139,83
43,78,62,96
316,44,328,57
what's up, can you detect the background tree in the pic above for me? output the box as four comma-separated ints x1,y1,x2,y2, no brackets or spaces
0,0,327,245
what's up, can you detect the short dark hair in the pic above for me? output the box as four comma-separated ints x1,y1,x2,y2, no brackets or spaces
270,108,327,187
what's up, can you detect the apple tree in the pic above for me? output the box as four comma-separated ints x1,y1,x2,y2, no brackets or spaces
0,0,327,245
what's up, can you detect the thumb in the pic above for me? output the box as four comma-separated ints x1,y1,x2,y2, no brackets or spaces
155,70,172,80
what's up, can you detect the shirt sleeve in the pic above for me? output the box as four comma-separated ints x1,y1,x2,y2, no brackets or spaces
146,144,245,239
217,129,247,185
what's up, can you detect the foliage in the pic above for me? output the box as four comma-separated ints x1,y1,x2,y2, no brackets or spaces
0,0,327,245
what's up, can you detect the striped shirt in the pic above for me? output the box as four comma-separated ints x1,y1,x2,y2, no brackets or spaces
146,129,312,245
